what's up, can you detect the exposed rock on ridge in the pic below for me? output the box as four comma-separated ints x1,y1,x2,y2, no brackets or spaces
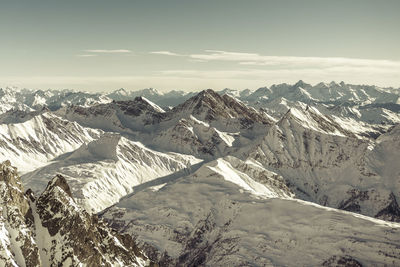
0,161,150,267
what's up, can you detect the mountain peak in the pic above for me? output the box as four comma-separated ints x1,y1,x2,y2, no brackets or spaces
279,106,355,137
115,88,128,95
329,81,339,87
316,82,329,88
293,80,310,88
199,88,220,97
116,96,165,116
174,89,223,113
45,174,73,198
140,87,160,95
172,89,273,127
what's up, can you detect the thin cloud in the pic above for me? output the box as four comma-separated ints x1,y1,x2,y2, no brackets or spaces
188,50,400,70
77,54,97,57
157,66,400,88
85,49,132,53
150,51,183,56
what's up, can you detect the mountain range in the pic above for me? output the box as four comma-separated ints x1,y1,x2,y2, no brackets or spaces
0,81,399,266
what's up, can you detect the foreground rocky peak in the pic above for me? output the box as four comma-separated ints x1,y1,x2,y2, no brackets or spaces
0,161,150,267
43,174,73,197
0,160,40,267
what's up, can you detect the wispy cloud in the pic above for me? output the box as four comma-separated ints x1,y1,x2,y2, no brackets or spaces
84,49,132,53
150,51,183,56
188,50,400,69
77,54,97,57
157,65,400,88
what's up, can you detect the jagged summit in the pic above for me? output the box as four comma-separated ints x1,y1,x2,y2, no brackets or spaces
172,89,223,113
0,160,17,183
293,79,310,88
171,89,273,126
115,96,165,115
115,88,128,95
328,81,338,87
44,174,73,197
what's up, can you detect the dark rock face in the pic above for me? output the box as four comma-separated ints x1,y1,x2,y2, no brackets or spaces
375,193,400,222
171,89,273,127
43,174,73,197
35,175,148,266
322,255,363,267
0,161,150,267
116,97,167,125
338,189,370,213
0,161,41,267
338,189,400,222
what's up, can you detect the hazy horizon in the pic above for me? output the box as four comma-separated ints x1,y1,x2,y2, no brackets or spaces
2,79,398,95
1,0,400,91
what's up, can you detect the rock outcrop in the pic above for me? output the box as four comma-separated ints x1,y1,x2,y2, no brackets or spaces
0,161,150,267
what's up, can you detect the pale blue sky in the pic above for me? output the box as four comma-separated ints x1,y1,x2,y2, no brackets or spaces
1,0,399,91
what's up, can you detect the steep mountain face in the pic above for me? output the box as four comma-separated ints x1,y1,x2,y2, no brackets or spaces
150,90,273,159
22,133,201,213
170,89,273,130
57,90,272,159
56,97,166,134
246,106,400,221
0,110,101,173
0,161,40,267
0,161,149,266
101,157,400,266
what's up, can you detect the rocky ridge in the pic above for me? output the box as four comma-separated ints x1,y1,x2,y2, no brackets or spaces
0,161,150,266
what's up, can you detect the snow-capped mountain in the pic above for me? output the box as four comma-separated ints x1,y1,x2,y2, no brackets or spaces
0,87,111,113
240,81,400,136
244,80,399,105
0,81,399,266
0,109,101,173
57,90,273,159
0,161,150,266
22,133,200,213
246,106,400,221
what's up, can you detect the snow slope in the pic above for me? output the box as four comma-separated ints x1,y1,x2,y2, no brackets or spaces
0,111,101,173
22,133,201,212
102,157,400,266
